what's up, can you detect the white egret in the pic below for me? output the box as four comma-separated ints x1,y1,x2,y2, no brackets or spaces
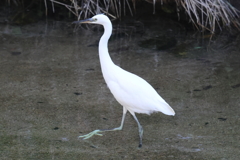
74,14,175,147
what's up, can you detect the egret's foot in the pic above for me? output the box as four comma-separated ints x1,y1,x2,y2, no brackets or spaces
138,143,142,148
78,130,103,140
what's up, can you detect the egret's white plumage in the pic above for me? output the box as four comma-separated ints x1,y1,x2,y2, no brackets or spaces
75,14,175,147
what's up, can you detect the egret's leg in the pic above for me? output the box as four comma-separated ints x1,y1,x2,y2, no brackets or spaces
79,107,127,139
129,111,143,148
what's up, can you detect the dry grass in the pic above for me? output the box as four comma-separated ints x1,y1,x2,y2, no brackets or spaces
47,0,239,32
46,0,134,20
176,0,240,32
3,0,235,32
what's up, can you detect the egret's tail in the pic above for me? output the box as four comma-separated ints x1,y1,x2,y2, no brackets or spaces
158,102,175,116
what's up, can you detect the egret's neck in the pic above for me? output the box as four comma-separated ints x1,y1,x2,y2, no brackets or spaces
99,22,114,70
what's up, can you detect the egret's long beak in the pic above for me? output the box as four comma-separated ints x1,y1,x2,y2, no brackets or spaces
72,18,93,24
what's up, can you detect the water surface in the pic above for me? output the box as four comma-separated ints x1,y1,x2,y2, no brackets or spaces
0,18,240,159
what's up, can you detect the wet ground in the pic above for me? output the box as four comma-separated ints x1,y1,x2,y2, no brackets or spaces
0,16,240,159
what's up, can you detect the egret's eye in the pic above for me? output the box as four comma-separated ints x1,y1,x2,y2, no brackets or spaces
93,18,97,21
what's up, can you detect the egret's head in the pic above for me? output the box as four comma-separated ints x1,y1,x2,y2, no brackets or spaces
73,14,109,25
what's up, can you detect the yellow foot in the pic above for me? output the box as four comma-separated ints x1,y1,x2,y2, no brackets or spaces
78,129,103,139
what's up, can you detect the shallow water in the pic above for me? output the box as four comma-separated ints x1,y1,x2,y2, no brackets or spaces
0,17,240,159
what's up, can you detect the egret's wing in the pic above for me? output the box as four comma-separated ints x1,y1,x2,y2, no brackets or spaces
106,67,175,115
